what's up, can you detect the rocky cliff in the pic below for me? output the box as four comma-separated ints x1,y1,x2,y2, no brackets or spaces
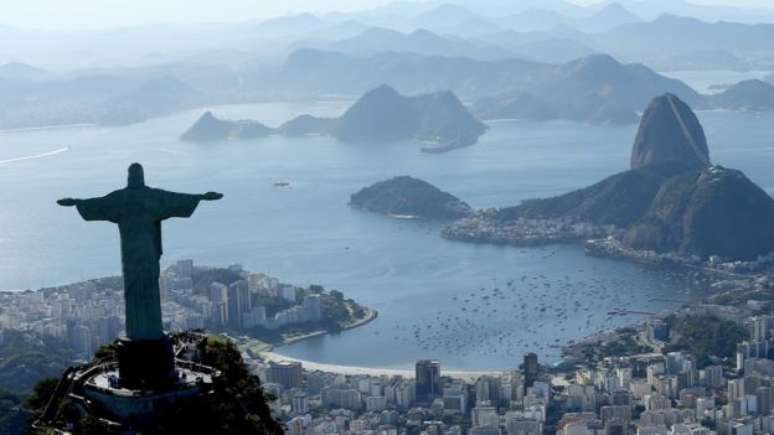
624,166,774,260
630,93,710,171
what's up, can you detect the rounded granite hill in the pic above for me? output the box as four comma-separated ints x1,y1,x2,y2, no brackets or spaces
630,93,710,171
350,176,472,220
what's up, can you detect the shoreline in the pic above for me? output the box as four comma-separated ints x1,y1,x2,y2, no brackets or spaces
444,215,762,283
0,123,95,134
257,306,506,381
276,306,379,347
260,350,500,382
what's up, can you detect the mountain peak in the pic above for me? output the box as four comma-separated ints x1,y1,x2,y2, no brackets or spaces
336,85,486,147
577,2,641,32
652,13,703,25
563,53,624,78
630,93,710,171
363,84,402,99
181,112,274,142
360,26,403,38
409,28,443,39
597,2,635,15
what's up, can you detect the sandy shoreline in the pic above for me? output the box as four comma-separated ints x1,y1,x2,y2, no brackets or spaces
255,305,502,381
260,350,501,381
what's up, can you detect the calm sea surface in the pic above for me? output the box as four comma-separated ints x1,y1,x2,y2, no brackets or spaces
1,91,773,370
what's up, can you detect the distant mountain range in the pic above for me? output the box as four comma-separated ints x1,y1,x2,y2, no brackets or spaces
3,39,774,131
0,74,209,129
330,2,774,69
338,5,774,70
4,44,772,131
325,27,513,61
95,76,208,126
0,62,48,82
591,14,774,70
610,0,774,23
471,54,702,125
278,50,706,125
577,3,642,32
710,80,774,112
181,85,487,152
4,3,774,131
494,3,641,33
2,0,774,72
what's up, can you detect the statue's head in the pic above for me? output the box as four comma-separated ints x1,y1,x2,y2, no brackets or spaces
127,163,145,189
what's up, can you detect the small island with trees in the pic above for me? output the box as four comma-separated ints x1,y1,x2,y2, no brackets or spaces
350,176,473,220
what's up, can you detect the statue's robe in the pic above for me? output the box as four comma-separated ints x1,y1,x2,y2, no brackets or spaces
76,187,201,341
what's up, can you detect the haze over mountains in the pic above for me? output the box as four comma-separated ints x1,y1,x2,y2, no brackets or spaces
0,72,208,129
1,1,774,129
2,44,772,130
3,1,774,69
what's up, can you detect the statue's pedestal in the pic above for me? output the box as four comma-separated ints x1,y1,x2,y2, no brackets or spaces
32,332,220,432
117,335,175,389
82,363,215,425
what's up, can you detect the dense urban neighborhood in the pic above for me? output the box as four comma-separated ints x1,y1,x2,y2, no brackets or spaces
244,302,774,435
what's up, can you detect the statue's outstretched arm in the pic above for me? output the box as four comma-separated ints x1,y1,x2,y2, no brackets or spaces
155,190,222,220
58,194,122,223
200,192,224,201
57,198,81,207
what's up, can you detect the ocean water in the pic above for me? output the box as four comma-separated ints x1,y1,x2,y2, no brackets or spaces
0,101,773,370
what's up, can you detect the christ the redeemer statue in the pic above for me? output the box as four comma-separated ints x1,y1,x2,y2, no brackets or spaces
58,163,222,387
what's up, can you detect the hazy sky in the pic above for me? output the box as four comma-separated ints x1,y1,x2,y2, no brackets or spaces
2,0,773,30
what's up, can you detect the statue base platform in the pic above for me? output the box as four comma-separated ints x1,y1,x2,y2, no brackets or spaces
117,335,175,390
32,332,220,432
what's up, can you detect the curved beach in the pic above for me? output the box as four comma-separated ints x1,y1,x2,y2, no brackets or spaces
260,350,500,382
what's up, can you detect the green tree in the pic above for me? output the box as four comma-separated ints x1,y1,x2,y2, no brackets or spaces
24,378,58,414
28,336,283,435
155,337,283,435
665,314,749,368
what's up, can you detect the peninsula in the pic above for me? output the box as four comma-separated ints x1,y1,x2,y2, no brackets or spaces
443,94,774,263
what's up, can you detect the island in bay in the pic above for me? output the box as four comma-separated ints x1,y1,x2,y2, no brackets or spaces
181,85,487,153
180,111,275,142
350,176,472,220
